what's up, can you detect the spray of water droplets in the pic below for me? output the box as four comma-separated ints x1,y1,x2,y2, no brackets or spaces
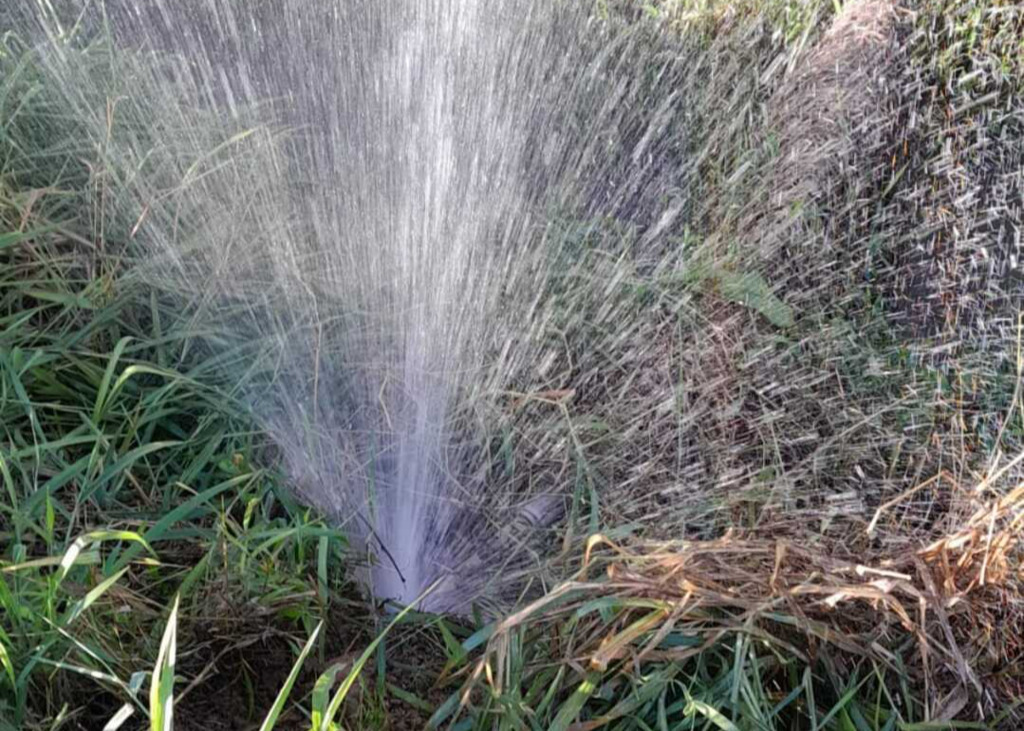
10,0,1022,612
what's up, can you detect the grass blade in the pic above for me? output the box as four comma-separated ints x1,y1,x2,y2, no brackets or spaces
684,694,739,731
92,336,132,424
0,637,16,689
63,566,129,624
102,704,135,731
310,660,345,730
549,669,602,731
150,595,179,731
58,530,154,584
320,587,435,731
257,620,322,731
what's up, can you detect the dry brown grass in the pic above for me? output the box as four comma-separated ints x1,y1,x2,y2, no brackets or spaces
458,467,1024,724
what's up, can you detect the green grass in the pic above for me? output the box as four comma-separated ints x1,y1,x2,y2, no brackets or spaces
426,594,902,731
0,67,349,720
2,0,1023,729
0,223,346,726
0,104,916,729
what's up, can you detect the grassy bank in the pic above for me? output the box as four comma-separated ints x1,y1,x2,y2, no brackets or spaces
3,0,1024,729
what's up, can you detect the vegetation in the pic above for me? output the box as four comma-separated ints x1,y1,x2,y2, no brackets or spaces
2,0,1023,729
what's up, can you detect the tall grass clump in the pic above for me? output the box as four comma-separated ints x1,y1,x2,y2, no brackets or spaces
0,27,365,728
432,0,1024,725
423,0,1024,724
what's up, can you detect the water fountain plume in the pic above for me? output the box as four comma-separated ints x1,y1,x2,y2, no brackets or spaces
11,0,679,611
